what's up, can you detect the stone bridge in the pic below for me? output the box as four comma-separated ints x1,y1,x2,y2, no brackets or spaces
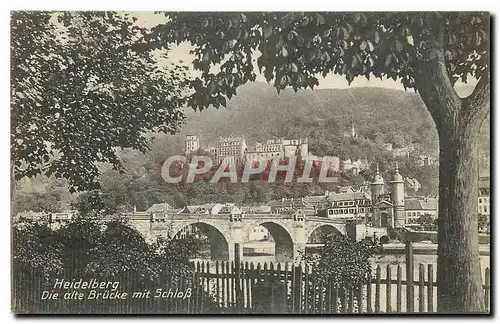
124,212,347,262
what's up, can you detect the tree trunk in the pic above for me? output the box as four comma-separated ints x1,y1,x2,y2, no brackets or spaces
436,110,485,313
418,81,488,313
412,14,489,313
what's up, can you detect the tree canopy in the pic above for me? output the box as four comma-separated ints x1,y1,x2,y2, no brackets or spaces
150,12,488,110
11,11,188,192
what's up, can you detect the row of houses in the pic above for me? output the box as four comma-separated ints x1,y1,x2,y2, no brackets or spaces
141,188,438,226
15,175,489,230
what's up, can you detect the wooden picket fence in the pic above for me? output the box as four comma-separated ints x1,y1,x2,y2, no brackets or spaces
193,261,491,314
12,262,491,314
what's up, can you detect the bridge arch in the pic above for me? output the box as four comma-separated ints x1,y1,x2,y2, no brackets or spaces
258,221,295,262
243,220,296,262
306,224,344,244
172,221,230,261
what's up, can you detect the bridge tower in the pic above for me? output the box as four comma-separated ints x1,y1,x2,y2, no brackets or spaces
391,162,405,228
292,212,307,262
228,213,244,262
371,163,385,201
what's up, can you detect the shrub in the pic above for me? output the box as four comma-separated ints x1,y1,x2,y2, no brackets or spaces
12,217,219,314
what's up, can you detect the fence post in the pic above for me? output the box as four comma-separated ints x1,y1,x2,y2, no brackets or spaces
375,265,381,313
396,265,402,313
234,243,242,312
418,264,425,312
386,265,392,313
427,264,434,313
406,240,414,313
485,267,490,313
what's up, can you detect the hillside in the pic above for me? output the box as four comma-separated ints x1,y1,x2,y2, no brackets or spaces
177,81,489,173
13,82,490,212
180,83,437,156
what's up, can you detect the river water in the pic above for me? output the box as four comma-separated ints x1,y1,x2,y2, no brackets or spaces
192,251,490,280
191,252,490,312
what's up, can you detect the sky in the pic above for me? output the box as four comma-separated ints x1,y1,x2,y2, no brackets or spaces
130,11,477,97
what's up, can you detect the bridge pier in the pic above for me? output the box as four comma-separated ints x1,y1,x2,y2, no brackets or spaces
291,213,308,262
228,242,244,263
229,213,245,263
292,243,307,261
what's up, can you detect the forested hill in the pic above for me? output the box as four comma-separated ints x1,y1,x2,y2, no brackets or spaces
180,82,439,160
13,82,489,212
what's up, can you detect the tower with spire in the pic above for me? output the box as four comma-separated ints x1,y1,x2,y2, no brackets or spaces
371,163,385,202
370,162,407,228
391,162,406,228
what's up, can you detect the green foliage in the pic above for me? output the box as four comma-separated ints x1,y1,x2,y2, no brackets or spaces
414,213,438,231
149,12,488,110
12,216,219,313
11,11,187,192
304,233,380,289
13,219,64,278
13,191,62,215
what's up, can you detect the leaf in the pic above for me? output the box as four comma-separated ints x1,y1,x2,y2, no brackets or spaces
290,62,298,73
373,31,380,44
359,40,367,51
256,56,264,73
368,56,375,67
351,55,358,69
367,40,374,51
406,36,414,46
202,51,211,64
346,73,354,85
281,47,288,57
321,51,331,62
280,74,289,86
385,54,392,67
341,26,349,40
394,39,404,52
287,30,298,40
317,13,326,25
353,13,361,24
263,25,273,39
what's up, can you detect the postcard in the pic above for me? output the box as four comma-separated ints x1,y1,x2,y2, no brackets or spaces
11,11,490,314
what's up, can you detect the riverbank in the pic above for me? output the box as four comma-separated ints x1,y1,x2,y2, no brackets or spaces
381,242,490,256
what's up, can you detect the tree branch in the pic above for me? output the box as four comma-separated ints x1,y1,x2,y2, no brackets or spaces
414,16,462,130
462,71,490,127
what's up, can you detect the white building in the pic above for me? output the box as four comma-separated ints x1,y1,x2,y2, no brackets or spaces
404,197,438,223
341,158,369,175
185,135,200,154
245,138,309,163
248,225,270,241
478,176,490,216
322,191,372,220
215,136,247,164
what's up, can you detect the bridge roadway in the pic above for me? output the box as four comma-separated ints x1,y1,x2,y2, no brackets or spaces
124,212,348,262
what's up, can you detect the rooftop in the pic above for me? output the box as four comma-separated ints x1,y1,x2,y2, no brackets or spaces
146,203,173,213
327,191,371,202
405,198,438,211
479,176,490,190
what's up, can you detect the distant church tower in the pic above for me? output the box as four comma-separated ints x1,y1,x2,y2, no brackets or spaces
371,163,385,202
391,162,406,228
